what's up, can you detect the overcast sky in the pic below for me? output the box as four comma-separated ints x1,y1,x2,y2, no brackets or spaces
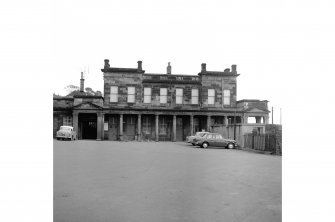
1,1,335,221
44,0,335,124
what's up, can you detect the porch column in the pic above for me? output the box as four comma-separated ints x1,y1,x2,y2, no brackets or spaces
119,114,123,141
73,112,79,139
207,115,211,132
243,114,248,124
97,113,103,141
190,115,194,135
223,116,227,126
137,114,141,141
155,114,159,142
172,115,177,142
264,115,269,124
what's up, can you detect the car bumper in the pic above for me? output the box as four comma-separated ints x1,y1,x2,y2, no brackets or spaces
56,135,71,139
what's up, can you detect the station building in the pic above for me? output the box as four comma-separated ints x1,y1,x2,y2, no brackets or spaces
53,60,270,146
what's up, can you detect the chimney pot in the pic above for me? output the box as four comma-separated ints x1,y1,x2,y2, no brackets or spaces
137,61,142,71
201,63,206,72
167,62,171,74
104,59,110,69
231,64,237,73
80,72,85,92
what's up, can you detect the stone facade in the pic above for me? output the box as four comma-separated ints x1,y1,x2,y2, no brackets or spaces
53,60,270,144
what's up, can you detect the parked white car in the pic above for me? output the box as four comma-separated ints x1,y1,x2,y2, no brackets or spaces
186,131,209,145
56,126,77,141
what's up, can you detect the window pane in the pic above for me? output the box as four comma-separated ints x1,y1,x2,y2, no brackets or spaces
128,87,135,94
223,90,230,105
192,89,198,97
160,95,167,104
192,96,198,104
160,88,167,95
110,86,118,102
110,86,118,93
176,96,182,104
224,89,230,96
144,87,151,95
176,88,183,96
208,97,214,104
128,94,135,103
110,94,117,102
144,95,151,103
208,89,215,96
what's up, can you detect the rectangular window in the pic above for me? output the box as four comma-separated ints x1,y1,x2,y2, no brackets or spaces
208,89,215,105
191,89,199,104
160,88,167,104
176,88,183,104
127,87,135,103
63,116,72,126
223,90,230,105
110,86,118,102
144,87,151,103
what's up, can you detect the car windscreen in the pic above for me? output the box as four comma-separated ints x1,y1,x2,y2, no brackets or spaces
60,127,71,131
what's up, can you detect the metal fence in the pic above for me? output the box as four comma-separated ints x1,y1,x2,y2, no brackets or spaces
244,133,277,153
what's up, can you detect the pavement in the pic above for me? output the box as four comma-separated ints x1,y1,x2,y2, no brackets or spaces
54,140,281,222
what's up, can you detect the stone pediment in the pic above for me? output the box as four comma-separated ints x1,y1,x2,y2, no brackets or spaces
72,102,103,110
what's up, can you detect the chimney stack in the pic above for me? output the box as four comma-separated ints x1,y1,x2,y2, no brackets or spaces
104,59,110,70
231,64,237,73
167,62,171,74
80,72,85,92
201,63,206,73
137,61,142,71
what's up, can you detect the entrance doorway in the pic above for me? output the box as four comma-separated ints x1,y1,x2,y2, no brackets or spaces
79,113,97,140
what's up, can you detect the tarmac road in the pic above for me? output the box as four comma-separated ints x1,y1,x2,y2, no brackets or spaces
54,140,281,222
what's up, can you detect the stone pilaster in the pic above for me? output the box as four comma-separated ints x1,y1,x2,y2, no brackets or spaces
173,115,177,142
137,114,141,141
155,114,159,142
119,114,123,141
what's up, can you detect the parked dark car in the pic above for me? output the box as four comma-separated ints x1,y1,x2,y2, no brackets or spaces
195,133,237,149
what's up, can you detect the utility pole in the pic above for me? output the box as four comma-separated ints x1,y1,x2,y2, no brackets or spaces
280,108,282,125
272,107,274,124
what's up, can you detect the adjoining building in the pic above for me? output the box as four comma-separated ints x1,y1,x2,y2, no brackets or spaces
53,60,270,146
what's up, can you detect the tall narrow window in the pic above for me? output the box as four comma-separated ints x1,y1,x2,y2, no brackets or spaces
160,88,167,104
191,88,199,104
223,90,230,105
127,86,135,103
176,88,183,104
159,117,167,135
110,86,118,102
208,89,215,105
144,87,151,103
143,117,151,134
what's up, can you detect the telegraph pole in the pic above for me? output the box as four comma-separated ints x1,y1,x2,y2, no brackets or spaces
280,108,282,125
272,107,274,124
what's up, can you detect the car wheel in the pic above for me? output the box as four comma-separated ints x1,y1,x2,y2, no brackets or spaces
227,143,234,149
202,142,209,149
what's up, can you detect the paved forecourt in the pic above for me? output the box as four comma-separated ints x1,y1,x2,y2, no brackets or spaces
54,140,281,222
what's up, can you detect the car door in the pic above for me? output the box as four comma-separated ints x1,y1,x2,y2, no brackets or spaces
216,134,226,147
213,134,222,147
207,134,215,146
